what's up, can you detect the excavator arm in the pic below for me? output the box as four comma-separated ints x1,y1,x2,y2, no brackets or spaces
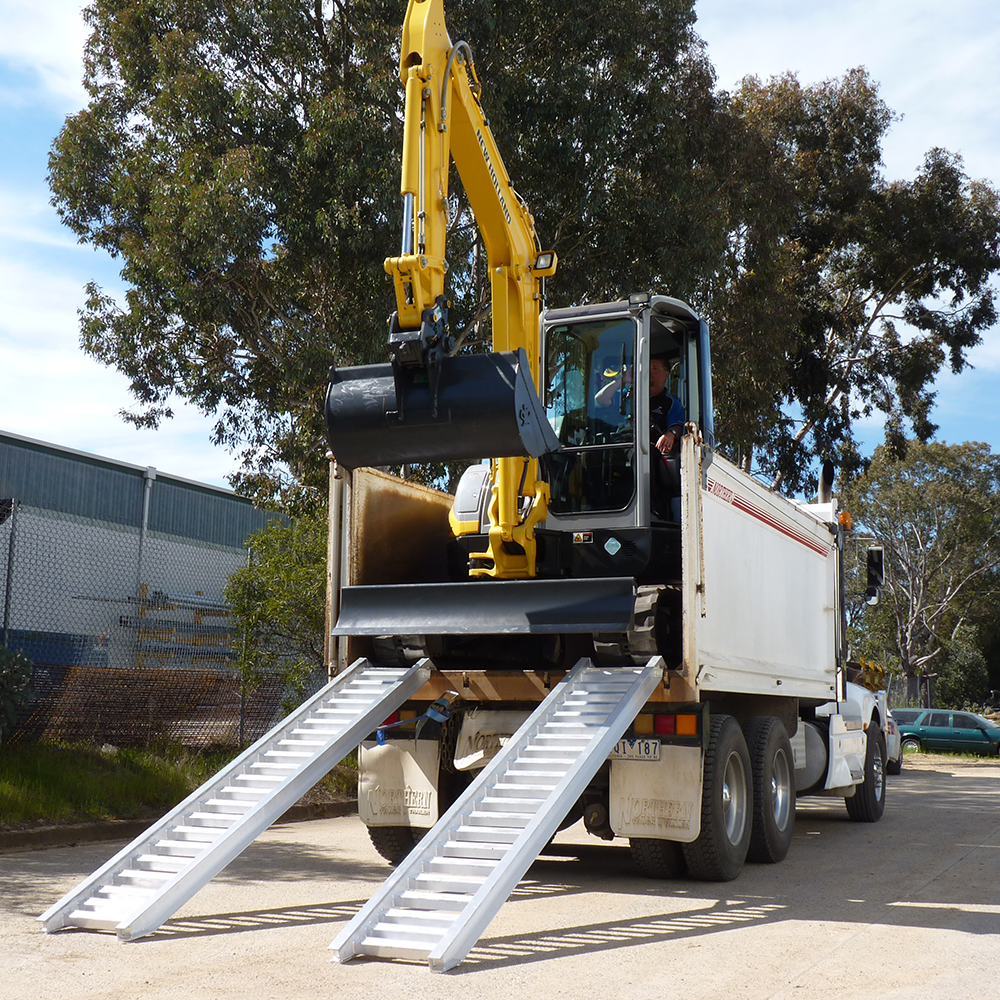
326,0,558,579
386,0,555,355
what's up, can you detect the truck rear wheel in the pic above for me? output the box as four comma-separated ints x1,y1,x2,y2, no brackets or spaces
682,714,752,881
743,717,795,863
629,837,686,879
845,726,886,822
367,825,426,865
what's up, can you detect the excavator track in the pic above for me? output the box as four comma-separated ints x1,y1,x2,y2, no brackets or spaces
593,584,680,667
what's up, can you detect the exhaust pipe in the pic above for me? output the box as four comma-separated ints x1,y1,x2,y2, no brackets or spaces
818,459,835,504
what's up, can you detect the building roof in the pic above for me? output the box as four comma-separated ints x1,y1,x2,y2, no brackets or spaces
0,430,277,548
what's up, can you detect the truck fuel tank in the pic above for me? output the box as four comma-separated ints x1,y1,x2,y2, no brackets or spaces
325,348,559,469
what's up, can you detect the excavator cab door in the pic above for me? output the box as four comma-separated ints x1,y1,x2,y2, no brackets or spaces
537,297,711,582
543,316,638,516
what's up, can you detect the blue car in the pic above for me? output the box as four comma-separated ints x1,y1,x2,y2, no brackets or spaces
891,709,1000,757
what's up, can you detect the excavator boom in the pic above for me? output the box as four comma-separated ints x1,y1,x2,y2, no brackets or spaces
325,0,558,580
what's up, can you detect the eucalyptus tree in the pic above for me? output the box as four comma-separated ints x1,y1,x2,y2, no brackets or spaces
842,439,1000,702
49,0,730,505
714,70,1000,493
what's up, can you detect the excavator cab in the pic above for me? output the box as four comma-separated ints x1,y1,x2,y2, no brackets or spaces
543,315,637,515
534,295,711,581
446,294,713,590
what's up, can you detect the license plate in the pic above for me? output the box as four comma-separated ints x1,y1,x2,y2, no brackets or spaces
609,738,660,761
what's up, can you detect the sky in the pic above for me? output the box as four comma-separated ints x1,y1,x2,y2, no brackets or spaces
1,1,998,492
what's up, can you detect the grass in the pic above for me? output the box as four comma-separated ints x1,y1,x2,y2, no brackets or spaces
0,742,358,830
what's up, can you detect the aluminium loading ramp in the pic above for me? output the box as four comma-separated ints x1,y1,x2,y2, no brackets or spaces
331,657,663,972
38,659,430,941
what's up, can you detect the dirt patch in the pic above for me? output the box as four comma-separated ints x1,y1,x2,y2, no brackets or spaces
900,750,1000,772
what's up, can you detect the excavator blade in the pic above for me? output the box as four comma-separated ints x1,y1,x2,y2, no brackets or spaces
332,577,635,635
325,348,559,470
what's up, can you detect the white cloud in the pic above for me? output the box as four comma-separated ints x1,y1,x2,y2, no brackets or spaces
0,189,84,252
0,1,90,107
0,239,237,489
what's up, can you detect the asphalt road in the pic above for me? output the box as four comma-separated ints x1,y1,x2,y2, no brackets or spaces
2,753,998,1000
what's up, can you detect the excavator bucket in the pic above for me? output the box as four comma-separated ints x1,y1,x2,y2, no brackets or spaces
325,348,559,470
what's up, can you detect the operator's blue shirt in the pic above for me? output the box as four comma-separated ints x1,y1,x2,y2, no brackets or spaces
650,391,685,435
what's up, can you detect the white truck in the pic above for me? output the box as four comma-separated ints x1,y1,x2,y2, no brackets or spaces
327,293,888,888
320,0,889,969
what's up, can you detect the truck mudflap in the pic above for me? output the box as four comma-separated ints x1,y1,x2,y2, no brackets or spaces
324,348,559,469
331,577,636,635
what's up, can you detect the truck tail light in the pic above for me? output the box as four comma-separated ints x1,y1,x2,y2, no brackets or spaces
654,714,676,736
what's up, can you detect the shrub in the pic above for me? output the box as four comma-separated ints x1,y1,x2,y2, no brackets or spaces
0,647,33,742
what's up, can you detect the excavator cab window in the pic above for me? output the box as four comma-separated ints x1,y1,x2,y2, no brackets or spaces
543,318,636,513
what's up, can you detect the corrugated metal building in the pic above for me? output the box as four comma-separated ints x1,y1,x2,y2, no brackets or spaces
0,430,286,747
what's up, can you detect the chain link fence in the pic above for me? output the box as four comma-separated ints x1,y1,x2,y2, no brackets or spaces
0,444,319,749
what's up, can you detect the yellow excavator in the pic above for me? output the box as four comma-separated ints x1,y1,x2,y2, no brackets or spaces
325,0,715,668
327,0,558,579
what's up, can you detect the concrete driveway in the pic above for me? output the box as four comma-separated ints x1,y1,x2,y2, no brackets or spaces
2,753,998,999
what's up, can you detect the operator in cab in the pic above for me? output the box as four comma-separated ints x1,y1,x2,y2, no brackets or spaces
595,353,684,520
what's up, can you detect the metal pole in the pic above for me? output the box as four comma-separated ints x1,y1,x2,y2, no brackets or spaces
135,467,156,605
2,499,18,649
239,544,251,749
326,454,345,680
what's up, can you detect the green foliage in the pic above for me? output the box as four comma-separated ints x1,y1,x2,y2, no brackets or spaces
935,628,991,709
0,648,33,743
842,439,1000,693
50,0,404,504
716,71,1000,492
225,508,327,703
0,741,355,827
49,4,1000,501
48,1,745,503
0,742,233,827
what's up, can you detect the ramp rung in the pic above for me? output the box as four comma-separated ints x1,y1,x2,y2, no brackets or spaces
93,884,155,900
492,783,555,797
383,907,456,925
65,912,122,930
440,841,511,860
397,889,472,910
412,873,487,894
477,796,543,811
357,938,432,960
426,857,499,877
133,855,188,872
331,658,663,971
370,921,449,942
39,659,432,941
467,809,535,827
175,819,233,832
203,797,258,810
